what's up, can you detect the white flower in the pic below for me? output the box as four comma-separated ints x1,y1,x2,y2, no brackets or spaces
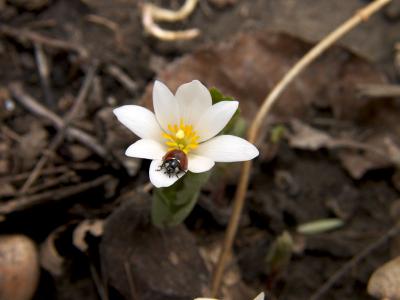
113,80,259,188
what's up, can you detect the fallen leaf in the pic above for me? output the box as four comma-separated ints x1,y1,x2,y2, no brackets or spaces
39,225,67,277
100,196,210,300
393,171,400,193
73,219,105,252
141,31,386,122
287,120,394,179
288,120,334,150
141,31,400,180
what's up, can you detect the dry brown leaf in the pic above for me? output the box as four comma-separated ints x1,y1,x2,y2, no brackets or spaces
140,31,400,179
338,134,394,179
287,120,394,179
39,225,67,277
100,197,210,300
368,256,400,300
72,219,105,252
393,171,400,193
288,120,334,150
338,151,386,179
141,31,386,122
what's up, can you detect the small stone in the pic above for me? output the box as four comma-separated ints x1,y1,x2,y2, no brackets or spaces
0,235,40,300
368,256,400,300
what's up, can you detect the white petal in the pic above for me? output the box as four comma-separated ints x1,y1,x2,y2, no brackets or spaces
187,154,215,173
125,139,166,160
175,80,212,125
153,80,180,131
195,135,259,162
195,101,238,142
149,159,184,188
253,293,265,300
113,105,162,141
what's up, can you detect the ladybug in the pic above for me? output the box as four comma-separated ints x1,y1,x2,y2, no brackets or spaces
157,149,188,178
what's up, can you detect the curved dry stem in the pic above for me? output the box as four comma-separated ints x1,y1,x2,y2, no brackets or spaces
142,0,200,41
211,0,392,296
148,0,198,22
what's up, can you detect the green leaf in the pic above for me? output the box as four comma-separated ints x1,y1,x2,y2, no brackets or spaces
270,124,286,144
209,87,245,136
151,171,211,227
297,218,344,235
265,231,293,275
209,87,235,104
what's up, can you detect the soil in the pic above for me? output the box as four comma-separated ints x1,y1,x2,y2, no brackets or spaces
1,0,400,300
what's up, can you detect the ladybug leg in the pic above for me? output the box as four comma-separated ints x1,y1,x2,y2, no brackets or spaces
156,161,165,172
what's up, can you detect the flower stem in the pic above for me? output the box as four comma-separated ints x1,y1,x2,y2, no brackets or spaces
211,0,392,296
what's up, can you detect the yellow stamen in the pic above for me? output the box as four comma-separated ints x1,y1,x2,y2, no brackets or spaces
162,119,199,154
176,129,185,139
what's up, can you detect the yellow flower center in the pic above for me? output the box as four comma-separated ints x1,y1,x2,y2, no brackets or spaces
162,119,199,154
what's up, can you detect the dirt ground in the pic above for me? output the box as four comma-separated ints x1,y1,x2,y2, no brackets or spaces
1,0,400,300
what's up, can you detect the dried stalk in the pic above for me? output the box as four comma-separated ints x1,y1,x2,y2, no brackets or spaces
211,0,392,296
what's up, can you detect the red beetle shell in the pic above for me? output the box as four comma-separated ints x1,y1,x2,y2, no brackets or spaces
163,149,188,171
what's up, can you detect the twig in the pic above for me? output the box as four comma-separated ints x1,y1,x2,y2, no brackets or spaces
90,263,109,300
0,24,88,59
105,64,138,96
309,222,400,300
356,83,400,98
1,125,22,142
124,262,139,300
210,0,392,296
19,64,98,193
142,0,200,41
34,43,55,109
25,171,77,195
86,14,126,53
0,162,100,183
9,82,109,160
25,19,57,30
0,175,111,215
